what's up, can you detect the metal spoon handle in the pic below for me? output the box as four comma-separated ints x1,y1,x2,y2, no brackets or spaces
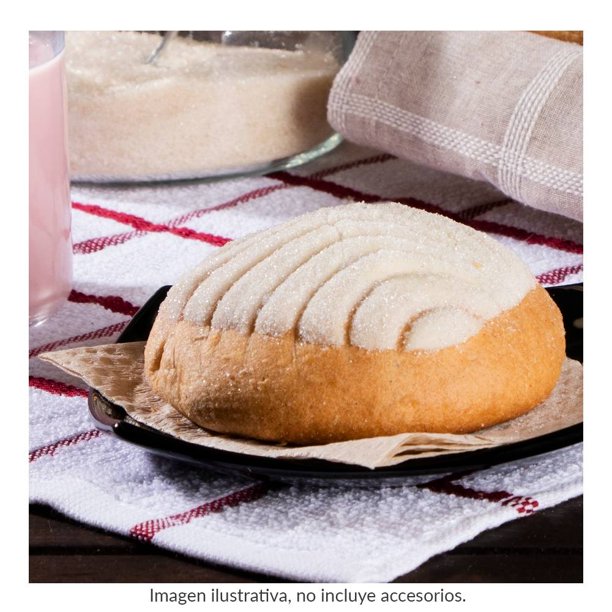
146,31,178,64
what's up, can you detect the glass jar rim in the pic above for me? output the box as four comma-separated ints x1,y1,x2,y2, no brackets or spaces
29,31,65,68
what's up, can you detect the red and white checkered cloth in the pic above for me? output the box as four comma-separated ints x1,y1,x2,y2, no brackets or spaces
29,143,583,582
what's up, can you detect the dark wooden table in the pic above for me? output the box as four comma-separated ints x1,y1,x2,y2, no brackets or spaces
29,496,582,583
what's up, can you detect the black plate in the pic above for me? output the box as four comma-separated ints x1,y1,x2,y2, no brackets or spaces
88,284,583,486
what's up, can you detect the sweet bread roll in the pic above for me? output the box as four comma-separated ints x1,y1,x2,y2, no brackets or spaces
144,202,565,444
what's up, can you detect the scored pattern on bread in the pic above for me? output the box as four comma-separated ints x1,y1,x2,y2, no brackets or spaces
162,203,535,351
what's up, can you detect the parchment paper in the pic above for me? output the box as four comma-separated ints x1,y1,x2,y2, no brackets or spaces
40,342,582,469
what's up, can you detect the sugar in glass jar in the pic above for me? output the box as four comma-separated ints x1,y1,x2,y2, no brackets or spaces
65,31,356,183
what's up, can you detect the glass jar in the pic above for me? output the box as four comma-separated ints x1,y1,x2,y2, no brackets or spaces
29,31,72,325
64,31,356,183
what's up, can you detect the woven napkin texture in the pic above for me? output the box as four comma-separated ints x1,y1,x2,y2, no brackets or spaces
29,142,583,582
328,31,583,221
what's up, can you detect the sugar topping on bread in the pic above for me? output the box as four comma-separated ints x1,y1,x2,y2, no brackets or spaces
162,202,535,351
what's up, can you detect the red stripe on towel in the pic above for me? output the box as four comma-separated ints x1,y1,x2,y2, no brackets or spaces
72,202,231,247
129,482,271,543
455,199,512,220
537,264,584,285
68,290,140,316
467,219,583,254
29,321,128,359
418,473,539,515
270,172,583,255
29,376,88,397
168,184,287,228
270,171,388,204
70,155,397,257
311,153,396,178
73,229,146,255
71,188,282,255
29,429,103,463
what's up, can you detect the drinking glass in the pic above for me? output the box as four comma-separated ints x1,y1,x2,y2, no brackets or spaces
29,31,72,325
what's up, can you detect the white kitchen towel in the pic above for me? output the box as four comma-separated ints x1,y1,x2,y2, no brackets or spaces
29,142,583,582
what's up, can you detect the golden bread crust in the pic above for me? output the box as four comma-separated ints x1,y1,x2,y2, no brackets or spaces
144,284,565,444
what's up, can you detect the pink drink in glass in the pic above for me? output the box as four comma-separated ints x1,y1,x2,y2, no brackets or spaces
29,32,72,326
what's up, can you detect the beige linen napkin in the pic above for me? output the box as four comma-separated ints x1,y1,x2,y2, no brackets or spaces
328,31,583,220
